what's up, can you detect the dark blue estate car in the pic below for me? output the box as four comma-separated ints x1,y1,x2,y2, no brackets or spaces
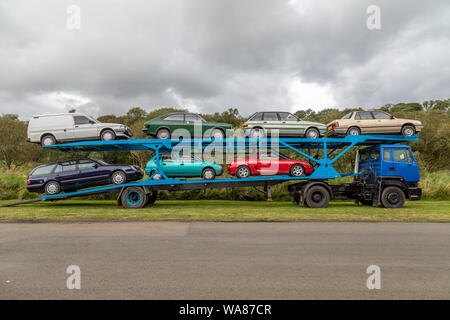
27,159,143,195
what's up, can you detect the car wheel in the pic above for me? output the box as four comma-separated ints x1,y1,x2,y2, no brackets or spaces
305,128,320,139
249,128,264,139
41,135,56,146
156,128,171,139
401,125,415,136
202,167,216,180
111,171,127,185
236,165,251,179
381,186,405,208
290,164,305,177
121,187,147,209
210,128,225,140
347,127,361,136
101,129,116,141
305,185,330,208
45,181,61,195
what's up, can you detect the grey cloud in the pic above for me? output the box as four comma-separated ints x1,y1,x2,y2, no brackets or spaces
0,0,448,120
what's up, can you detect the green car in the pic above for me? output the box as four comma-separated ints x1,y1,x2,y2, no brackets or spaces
243,111,327,138
145,151,223,180
143,113,232,139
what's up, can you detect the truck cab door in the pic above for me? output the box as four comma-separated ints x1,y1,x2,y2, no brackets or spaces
390,147,419,182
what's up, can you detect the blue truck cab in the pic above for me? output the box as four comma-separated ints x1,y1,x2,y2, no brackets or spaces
356,144,422,207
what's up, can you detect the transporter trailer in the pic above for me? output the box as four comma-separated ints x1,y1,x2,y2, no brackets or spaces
1,135,422,209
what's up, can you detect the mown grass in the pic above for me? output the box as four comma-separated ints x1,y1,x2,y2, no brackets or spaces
0,199,449,222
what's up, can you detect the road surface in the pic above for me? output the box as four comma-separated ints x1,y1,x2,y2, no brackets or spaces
0,222,448,299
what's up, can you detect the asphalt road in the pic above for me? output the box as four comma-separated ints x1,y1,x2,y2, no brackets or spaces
0,222,449,299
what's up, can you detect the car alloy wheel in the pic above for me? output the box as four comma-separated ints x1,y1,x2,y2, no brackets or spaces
290,164,304,177
210,129,224,140
236,165,251,178
250,128,264,139
305,128,319,139
401,125,415,136
202,168,216,180
157,129,171,139
45,181,61,195
347,127,361,135
111,171,126,185
101,130,116,141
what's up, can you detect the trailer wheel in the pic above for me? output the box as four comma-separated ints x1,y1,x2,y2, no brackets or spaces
305,185,330,208
146,190,158,206
381,186,405,208
121,187,147,209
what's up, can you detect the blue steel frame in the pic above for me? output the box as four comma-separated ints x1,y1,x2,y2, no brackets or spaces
40,135,418,202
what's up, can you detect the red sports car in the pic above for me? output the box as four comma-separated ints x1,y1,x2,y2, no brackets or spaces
227,155,313,178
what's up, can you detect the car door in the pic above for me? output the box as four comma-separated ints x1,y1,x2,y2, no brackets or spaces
371,111,396,133
73,115,98,139
355,111,376,134
77,159,109,187
278,112,301,136
390,147,419,181
185,114,203,138
53,161,80,190
262,112,281,136
160,153,180,176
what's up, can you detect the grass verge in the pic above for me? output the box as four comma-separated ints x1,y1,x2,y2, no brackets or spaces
0,199,449,222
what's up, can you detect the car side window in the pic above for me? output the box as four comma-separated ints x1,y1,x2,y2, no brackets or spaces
355,112,373,120
31,164,56,176
163,114,184,121
372,111,391,119
162,154,174,162
55,161,78,173
248,113,263,121
278,112,298,121
73,116,92,125
393,149,408,162
185,114,200,122
78,160,97,170
342,112,353,119
384,149,391,161
263,112,278,121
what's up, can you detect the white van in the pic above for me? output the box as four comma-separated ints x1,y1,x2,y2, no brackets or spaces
27,113,133,146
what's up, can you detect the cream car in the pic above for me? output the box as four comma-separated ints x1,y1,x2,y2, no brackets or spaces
327,111,423,136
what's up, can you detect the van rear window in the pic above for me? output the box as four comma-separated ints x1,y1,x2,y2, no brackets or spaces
31,165,56,176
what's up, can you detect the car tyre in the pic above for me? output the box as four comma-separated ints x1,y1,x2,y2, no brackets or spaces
401,125,415,136
121,187,147,209
201,167,216,180
290,164,305,177
41,134,56,147
381,186,405,208
101,129,116,141
305,128,320,139
156,128,171,139
45,181,61,195
236,165,251,179
305,185,330,208
111,171,127,185
249,128,264,139
347,127,361,136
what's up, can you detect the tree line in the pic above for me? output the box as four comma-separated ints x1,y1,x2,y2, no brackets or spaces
0,99,449,172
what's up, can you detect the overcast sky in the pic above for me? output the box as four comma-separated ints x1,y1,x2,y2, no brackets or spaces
0,0,449,120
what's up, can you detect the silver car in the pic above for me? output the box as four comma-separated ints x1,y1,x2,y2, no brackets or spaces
27,113,133,146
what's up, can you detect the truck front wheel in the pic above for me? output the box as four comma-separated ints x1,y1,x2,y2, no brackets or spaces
305,185,330,208
381,186,405,208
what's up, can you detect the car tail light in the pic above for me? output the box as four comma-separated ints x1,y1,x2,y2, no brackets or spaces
27,180,31,185
243,123,248,128
332,122,339,128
